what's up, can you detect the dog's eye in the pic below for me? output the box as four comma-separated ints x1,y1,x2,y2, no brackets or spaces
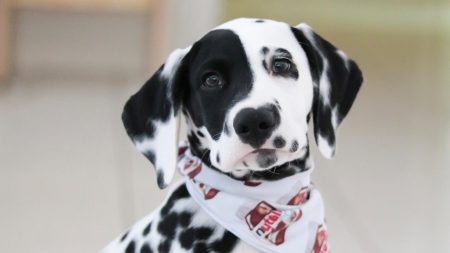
272,59,291,74
202,72,224,89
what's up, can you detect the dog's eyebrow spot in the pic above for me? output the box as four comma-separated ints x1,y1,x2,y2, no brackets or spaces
274,48,293,59
273,136,286,148
243,161,249,167
290,140,299,153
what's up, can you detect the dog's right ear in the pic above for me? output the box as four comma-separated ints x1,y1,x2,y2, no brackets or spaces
122,47,191,189
291,23,363,159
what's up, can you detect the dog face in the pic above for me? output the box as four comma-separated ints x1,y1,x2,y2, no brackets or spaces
122,18,363,188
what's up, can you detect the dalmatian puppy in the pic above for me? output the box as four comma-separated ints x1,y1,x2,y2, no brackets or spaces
101,18,363,253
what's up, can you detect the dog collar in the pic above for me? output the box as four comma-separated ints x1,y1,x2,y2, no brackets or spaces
178,147,329,253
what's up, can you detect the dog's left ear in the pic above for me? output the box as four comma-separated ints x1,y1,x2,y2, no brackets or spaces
121,47,191,189
291,23,363,159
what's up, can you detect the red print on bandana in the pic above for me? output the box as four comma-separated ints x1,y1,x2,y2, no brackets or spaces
245,201,302,245
287,187,310,206
244,180,262,187
183,159,202,179
312,225,329,253
198,182,220,200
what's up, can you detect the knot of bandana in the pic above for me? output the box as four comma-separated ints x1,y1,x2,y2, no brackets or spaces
177,145,329,253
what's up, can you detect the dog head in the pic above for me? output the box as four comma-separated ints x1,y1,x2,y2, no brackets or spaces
122,18,363,188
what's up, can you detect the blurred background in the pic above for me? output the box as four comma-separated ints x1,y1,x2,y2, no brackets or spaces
0,0,449,252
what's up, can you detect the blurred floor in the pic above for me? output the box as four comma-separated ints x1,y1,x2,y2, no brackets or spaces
1,7,449,253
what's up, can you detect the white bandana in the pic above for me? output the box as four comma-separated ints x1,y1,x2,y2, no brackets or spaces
177,147,329,253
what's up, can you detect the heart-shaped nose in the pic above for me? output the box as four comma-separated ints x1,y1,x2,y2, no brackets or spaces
233,105,280,148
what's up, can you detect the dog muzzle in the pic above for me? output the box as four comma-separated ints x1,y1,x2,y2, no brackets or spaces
178,145,329,253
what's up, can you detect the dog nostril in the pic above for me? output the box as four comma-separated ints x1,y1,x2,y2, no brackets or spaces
237,125,250,134
258,121,272,130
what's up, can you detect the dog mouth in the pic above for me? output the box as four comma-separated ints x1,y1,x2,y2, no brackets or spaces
246,149,277,168
228,147,309,179
235,146,307,171
241,148,279,169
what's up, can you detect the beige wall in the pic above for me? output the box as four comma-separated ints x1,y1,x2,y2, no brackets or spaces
0,1,449,252
0,0,12,80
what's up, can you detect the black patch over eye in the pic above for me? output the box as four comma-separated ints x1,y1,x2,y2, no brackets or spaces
272,59,292,74
201,72,225,89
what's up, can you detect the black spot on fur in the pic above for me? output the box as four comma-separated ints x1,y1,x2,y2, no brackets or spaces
188,133,202,155
158,240,171,253
160,184,190,216
178,212,192,227
255,19,265,23
216,153,220,164
156,170,165,189
195,227,214,240
120,231,129,242
142,222,152,236
196,130,204,137
261,46,269,55
158,212,179,239
125,241,135,253
290,140,299,152
143,151,155,165
273,136,286,148
243,161,248,167
179,229,195,249
193,243,208,253
140,243,153,253
210,231,239,253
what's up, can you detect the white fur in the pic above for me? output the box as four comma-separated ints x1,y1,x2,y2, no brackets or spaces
161,47,191,80
317,135,335,159
135,113,180,187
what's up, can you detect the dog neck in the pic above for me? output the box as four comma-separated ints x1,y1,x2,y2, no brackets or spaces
178,146,328,253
